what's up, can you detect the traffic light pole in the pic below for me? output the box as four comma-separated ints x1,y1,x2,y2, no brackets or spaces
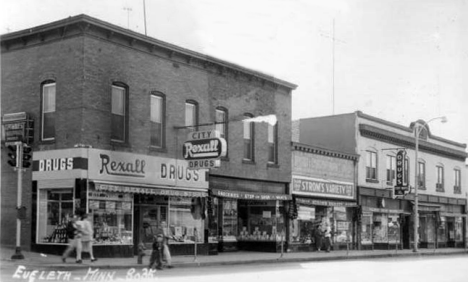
11,142,25,260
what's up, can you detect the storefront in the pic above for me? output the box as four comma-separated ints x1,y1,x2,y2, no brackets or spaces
409,201,466,249
290,176,358,252
208,176,290,253
32,148,209,257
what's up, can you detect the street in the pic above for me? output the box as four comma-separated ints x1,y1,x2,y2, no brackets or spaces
1,255,467,282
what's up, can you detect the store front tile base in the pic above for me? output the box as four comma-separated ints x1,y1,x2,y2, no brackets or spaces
32,244,134,258
169,243,209,256
237,241,280,252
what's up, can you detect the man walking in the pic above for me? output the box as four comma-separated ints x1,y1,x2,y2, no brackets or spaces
61,214,82,263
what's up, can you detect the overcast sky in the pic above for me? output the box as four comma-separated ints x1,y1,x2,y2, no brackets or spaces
1,0,467,151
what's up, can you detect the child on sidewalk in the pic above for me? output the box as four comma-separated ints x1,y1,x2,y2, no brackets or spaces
148,234,164,270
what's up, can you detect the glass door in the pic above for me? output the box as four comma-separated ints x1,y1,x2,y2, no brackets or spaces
140,205,168,245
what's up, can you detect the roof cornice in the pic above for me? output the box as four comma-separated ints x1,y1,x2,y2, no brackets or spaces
359,124,468,161
1,14,297,91
291,141,359,161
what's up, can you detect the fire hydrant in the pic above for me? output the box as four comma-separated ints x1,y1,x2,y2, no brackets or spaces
137,242,146,264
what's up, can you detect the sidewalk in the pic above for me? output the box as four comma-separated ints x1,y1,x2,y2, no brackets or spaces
1,246,467,270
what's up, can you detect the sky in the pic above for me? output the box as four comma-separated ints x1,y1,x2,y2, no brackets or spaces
1,0,467,151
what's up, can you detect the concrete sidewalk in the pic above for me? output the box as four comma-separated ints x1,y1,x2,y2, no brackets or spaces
1,246,467,270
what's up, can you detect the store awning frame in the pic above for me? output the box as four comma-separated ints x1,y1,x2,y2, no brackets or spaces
92,181,208,198
211,189,291,201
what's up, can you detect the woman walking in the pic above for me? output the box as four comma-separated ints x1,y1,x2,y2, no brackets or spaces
79,213,97,262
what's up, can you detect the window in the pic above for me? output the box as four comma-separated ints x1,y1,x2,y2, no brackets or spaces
365,151,377,180
111,84,127,142
267,123,278,164
37,189,73,244
436,165,444,192
185,100,198,131
386,155,396,185
418,161,426,190
150,93,165,148
215,108,227,138
243,114,254,161
454,169,461,194
41,81,56,141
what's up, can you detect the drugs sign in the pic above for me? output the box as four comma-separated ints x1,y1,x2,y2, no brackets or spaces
394,150,409,196
183,130,227,169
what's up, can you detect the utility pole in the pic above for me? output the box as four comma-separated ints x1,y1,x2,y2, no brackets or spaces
320,19,345,115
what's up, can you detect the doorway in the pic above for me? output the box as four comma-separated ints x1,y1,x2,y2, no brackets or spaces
139,205,168,246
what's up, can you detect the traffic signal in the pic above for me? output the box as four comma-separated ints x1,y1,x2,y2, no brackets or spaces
7,145,19,167
22,144,32,168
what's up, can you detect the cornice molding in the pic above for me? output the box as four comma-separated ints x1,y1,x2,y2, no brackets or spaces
291,141,359,161
1,14,297,92
359,124,468,161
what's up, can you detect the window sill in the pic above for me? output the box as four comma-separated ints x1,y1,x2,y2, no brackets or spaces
366,179,379,184
242,159,255,165
39,139,56,145
267,163,279,169
111,141,130,148
435,189,445,193
148,146,167,153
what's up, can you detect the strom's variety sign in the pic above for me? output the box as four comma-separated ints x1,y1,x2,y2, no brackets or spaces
183,130,227,169
292,176,355,200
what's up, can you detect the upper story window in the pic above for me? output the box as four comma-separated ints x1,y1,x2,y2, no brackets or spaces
267,123,278,164
41,81,56,141
111,84,128,142
418,160,426,190
185,100,198,131
243,114,254,162
386,155,396,185
150,92,165,148
436,165,444,192
215,107,227,139
365,150,377,181
454,168,461,194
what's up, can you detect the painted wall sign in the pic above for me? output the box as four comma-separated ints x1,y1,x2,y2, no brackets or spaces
292,176,355,200
88,149,208,189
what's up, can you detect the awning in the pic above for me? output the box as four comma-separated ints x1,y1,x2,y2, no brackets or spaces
439,212,467,218
93,182,208,198
211,189,291,201
297,197,357,207
410,201,441,212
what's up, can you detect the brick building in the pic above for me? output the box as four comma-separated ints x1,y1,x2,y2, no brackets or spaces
294,111,467,250
1,15,296,257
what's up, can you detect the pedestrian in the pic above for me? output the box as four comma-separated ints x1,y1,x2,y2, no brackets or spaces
313,224,323,252
162,234,173,269
61,214,82,263
79,213,97,262
324,224,332,252
148,234,164,270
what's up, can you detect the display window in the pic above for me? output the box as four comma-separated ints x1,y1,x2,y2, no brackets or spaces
37,188,74,244
420,213,436,243
221,199,238,242
206,197,219,243
88,190,133,245
454,217,463,242
238,200,285,242
361,212,373,245
168,197,204,244
372,213,388,243
437,216,447,243
290,206,315,244
387,214,400,243
140,202,168,245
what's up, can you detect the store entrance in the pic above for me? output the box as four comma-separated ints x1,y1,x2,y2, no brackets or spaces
139,205,168,246
402,215,411,249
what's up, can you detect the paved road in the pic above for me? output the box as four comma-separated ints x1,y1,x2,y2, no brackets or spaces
2,255,467,282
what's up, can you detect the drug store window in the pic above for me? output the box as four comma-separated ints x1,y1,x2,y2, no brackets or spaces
88,190,133,245
168,197,204,244
37,189,74,244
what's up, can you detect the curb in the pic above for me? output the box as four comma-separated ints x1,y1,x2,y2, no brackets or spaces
2,250,467,271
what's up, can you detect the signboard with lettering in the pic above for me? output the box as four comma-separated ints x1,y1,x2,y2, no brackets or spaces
88,149,208,189
2,112,34,145
394,150,409,196
211,189,291,201
183,130,227,169
292,176,355,200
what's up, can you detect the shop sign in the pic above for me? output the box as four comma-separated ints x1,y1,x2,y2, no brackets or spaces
2,112,34,145
292,176,355,200
95,183,207,198
183,130,227,170
88,149,208,189
296,197,357,207
362,207,404,214
211,189,291,201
